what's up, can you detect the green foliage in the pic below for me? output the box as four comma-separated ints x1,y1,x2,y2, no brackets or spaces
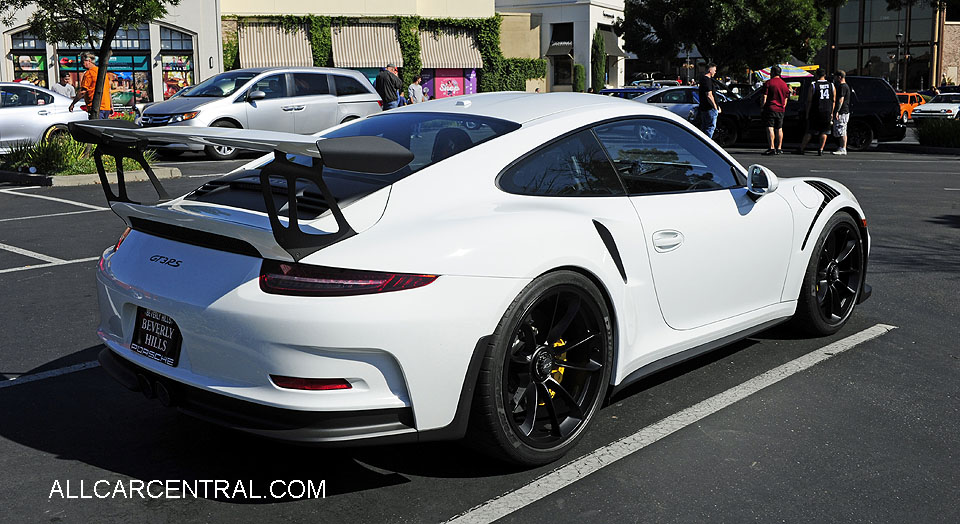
307,16,333,67
591,29,606,90
222,32,239,71
573,64,586,92
915,119,960,148
0,136,155,176
398,17,422,87
503,58,547,91
618,0,842,72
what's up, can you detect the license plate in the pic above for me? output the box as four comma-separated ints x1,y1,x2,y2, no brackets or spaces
130,307,183,367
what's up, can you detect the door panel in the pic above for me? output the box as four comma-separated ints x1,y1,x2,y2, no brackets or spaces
290,72,338,134
244,74,294,133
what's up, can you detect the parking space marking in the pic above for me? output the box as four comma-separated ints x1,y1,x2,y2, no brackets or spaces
0,241,66,263
809,169,951,175
0,256,100,275
945,188,960,191
0,209,107,223
0,188,108,211
188,173,229,178
446,323,897,524
0,361,100,389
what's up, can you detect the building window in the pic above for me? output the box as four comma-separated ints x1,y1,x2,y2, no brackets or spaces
160,27,195,99
58,53,151,111
905,48,931,90
161,26,194,51
908,4,932,42
863,0,901,43
553,56,572,85
837,0,860,45
10,30,48,87
837,49,860,75
860,48,895,80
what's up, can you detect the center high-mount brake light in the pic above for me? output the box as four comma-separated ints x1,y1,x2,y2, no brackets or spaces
259,260,438,297
270,375,352,391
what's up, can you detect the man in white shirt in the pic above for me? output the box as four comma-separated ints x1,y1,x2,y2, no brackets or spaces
51,72,76,99
408,75,424,104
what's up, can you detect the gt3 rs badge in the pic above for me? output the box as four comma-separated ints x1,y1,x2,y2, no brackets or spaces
149,255,182,267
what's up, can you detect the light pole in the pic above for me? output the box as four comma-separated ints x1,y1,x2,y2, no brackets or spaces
895,32,903,91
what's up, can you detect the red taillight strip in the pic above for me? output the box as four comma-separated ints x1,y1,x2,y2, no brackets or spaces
270,375,352,391
259,260,438,297
114,227,132,252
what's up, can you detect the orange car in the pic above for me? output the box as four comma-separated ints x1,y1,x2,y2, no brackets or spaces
897,92,925,122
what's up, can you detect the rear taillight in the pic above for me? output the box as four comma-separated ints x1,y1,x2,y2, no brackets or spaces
270,375,352,391
259,260,438,297
376,100,383,107
114,227,131,252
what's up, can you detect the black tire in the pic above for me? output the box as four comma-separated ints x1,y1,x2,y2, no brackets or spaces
157,150,184,159
794,212,864,336
713,118,738,147
468,271,614,466
204,120,240,160
847,121,873,151
43,125,68,142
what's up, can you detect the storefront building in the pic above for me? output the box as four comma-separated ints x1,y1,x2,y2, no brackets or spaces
1,1,222,111
821,0,945,91
496,0,628,91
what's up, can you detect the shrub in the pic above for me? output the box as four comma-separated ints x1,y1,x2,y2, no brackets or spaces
915,119,960,148
573,64,586,93
0,136,155,176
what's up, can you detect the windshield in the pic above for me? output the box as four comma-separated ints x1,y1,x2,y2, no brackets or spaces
931,94,960,104
184,71,258,97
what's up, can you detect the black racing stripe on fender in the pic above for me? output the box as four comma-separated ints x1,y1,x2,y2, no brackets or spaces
801,181,842,250
593,220,627,284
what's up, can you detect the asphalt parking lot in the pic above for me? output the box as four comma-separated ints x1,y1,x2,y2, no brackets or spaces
2,147,959,523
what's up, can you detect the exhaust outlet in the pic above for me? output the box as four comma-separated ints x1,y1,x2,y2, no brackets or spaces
155,380,175,407
137,374,156,399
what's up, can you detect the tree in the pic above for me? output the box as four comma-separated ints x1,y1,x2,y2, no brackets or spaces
591,29,606,90
573,63,586,92
1,0,180,118
617,0,846,73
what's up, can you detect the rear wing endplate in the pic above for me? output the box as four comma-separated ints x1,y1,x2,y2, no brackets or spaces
69,120,413,261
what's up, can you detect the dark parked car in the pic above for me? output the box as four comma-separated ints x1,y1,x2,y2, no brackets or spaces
715,76,905,151
599,87,660,100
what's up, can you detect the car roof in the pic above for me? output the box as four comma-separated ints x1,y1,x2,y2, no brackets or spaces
387,91,660,124
218,67,369,75
0,82,64,96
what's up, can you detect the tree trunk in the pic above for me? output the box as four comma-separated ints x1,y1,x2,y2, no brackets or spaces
90,28,119,120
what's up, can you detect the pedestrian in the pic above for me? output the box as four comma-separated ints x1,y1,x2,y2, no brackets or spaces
759,65,790,155
69,52,112,119
795,69,835,156
51,72,76,99
832,70,851,155
696,63,722,139
534,87,540,93
374,63,403,110
407,74,424,104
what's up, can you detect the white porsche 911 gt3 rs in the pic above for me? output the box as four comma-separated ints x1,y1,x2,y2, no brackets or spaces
74,92,871,466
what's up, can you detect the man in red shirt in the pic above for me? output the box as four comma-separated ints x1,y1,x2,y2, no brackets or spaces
760,65,790,155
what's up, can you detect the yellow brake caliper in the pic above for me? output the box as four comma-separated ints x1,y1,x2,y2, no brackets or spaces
540,338,567,403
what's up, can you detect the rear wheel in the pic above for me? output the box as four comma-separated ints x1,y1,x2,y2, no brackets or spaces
713,118,738,147
794,213,864,335
43,125,68,142
468,271,613,466
847,121,873,151
204,120,240,160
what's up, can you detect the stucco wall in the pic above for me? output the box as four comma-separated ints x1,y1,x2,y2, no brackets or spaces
943,22,960,84
222,0,493,18
500,12,542,59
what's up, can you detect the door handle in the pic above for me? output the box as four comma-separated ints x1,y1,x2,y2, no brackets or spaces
652,230,684,253
37,110,50,115
281,105,305,112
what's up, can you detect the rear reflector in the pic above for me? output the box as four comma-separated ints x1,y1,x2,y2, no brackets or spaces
259,260,438,297
270,375,352,391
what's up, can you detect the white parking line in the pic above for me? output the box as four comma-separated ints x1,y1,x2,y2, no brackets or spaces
446,323,897,524
0,209,107,223
809,169,952,175
0,361,100,389
0,241,65,263
0,256,100,275
0,188,108,211
188,173,229,178
946,188,960,191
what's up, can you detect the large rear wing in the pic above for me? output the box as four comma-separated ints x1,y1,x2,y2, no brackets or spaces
68,120,413,261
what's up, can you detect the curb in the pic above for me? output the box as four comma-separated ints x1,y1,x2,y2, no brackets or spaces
0,167,181,187
874,143,960,156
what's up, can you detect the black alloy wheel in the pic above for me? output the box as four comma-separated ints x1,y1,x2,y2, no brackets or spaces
469,271,613,466
713,118,737,147
796,212,864,335
846,121,873,151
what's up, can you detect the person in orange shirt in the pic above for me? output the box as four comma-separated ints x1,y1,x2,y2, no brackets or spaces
69,52,112,119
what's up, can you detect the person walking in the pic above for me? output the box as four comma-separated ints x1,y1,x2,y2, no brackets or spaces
696,63,721,139
407,75,424,104
50,72,76,99
374,63,403,110
832,70,852,155
69,52,112,119
795,69,835,156
759,65,790,155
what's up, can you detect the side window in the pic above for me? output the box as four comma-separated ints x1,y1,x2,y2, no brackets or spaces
647,93,663,103
662,90,686,103
0,86,48,107
292,73,329,96
499,130,624,197
593,118,742,195
250,74,288,99
334,75,370,96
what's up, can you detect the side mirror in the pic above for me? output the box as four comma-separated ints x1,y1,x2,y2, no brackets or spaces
747,164,779,198
247,90,266,102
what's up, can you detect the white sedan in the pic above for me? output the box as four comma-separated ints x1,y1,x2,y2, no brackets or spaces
74,92,871,466
0,82,87,153
911,93,960,123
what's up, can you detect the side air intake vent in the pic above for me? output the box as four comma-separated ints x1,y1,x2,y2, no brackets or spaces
801,180,841,249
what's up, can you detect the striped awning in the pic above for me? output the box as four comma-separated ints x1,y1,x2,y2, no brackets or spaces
419,29,483,69
331,24,403,68
239,22,313,68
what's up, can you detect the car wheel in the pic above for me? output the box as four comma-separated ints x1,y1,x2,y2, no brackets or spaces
846,121,873,151
713,118,738,147
900,111,909,124
468,271,613,466
43,125,68,142
157,150,184,159
204,121,240,160
794,213,864,336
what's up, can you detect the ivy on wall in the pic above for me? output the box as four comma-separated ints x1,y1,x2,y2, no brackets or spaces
222,14,546,91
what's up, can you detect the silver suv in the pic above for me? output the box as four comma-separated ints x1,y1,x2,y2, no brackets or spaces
141,67,383,159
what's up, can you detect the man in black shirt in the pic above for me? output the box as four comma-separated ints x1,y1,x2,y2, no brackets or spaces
831,70,852,155
795,69,835,156
374,63,403,110
696,63,721,138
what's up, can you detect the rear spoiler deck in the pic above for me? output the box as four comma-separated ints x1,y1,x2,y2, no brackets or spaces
68,120,413,261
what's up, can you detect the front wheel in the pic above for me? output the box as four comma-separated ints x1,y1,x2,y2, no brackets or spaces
468,271,613,466
794,213,864,335
204,121,240,160
713,118,738,147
